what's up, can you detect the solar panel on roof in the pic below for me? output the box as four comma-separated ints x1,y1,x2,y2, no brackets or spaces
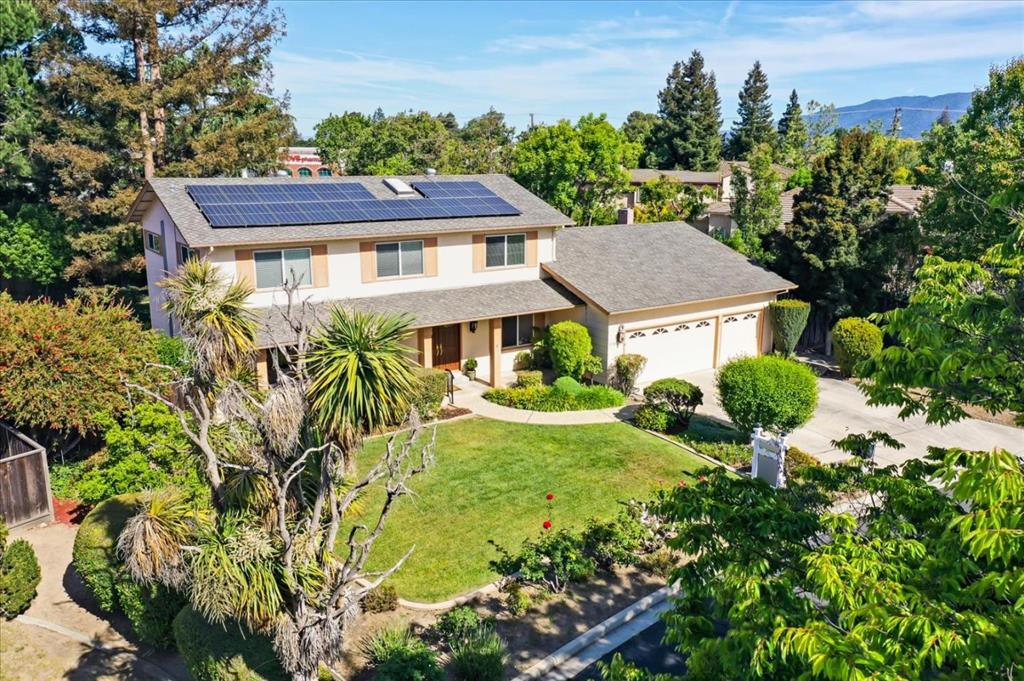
185,180,521,228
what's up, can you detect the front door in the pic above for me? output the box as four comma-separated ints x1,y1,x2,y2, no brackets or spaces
432,324,461,370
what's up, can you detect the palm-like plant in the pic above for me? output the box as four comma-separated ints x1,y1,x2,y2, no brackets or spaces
160,259,256,381
306,308,419,445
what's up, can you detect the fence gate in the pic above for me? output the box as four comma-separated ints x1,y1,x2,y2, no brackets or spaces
0,424,53,528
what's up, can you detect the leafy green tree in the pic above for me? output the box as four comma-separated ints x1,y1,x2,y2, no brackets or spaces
727,61,775,160
774,129,919,321
0,205,70,285
511,114,638,225
455,107,515,173
620,110,659,168
313,111,372,172
633,175,704,223
0,0,44,202
654,50,722,171
804,100,839,160
917,58,1023,259
346,110,451,175
729,143,782,261
776,89,808,169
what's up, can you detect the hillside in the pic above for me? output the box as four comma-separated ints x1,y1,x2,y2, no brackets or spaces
820,92,973,138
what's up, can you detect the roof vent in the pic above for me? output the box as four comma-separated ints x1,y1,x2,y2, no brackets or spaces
383,177,417,196
425,167,437,176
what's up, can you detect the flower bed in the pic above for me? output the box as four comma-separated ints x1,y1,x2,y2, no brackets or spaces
482,384,625,412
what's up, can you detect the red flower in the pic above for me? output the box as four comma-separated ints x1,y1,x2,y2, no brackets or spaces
698,475,708,483
542,520,552,530
546,493,555,501
678,480,687,487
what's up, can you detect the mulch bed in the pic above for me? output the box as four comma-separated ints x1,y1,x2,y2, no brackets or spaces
51,496,91,525
437,406,472,420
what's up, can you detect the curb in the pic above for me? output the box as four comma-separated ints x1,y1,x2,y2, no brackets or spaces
511,583,679,681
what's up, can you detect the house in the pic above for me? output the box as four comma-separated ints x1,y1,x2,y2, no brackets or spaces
624,161,796,209
279,146,334,177
128,174,792,388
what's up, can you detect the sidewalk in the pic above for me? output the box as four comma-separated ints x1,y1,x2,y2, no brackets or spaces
452,379,639,425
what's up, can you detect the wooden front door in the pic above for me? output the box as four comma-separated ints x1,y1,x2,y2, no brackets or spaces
432,324,461,370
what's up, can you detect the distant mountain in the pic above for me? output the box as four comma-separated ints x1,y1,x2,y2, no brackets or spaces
817,92,973,138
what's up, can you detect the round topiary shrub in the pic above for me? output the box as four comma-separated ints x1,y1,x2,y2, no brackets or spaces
546,321,592,380
72,493,184,647
173,605,286,681
633,404,676,432
831,317,883,378
0,522,41,618
643,378,703,428
716,356,818,435
768,300,810,356
551,376,582,396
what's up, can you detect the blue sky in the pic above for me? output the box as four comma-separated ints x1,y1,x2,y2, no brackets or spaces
270,0,1024,137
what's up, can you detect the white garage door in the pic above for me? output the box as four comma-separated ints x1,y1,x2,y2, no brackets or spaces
718,311,761,364
626,319,716,384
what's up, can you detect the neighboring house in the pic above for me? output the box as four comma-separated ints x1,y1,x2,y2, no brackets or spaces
778,184,929,229
624,161,796,209
128,174,792,388
280,146,334,177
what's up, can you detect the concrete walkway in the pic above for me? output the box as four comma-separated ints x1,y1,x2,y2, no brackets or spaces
683,369,1023,467
453,379,638,425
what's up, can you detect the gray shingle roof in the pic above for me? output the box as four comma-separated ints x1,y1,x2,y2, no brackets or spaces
129,174,572,248
629,169,722,185
254,278,580,347
543,222,794,314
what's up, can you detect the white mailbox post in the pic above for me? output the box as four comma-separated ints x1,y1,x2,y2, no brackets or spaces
751,425,789,489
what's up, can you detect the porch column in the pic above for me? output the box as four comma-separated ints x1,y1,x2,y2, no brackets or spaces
490,317,503,387
419,327,433,368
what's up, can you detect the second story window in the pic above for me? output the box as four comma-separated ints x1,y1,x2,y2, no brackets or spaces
144,231,162,254
485,233,526,268
376,240,423,278
254,248,312,289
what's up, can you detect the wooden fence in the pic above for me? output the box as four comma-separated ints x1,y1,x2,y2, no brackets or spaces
0,423,53,528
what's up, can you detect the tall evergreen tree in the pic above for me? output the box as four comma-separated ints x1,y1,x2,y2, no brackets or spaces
654,50,722,171
776,89,808,167
0,0,44,203
620,110,659,168
727,61,775,160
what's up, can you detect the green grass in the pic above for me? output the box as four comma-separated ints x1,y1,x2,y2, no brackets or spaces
670,415,752,467
352,417,708,602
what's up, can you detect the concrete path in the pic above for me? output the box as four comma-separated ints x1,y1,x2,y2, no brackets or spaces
683,369,1023,467
453,379,638,425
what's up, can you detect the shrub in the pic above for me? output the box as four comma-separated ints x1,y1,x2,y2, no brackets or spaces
514,370,543,388
154,333,189,371
484,384,624,412
411,369,449,420
633,404,676,432
504,583,531,616
513,351,533,370
580,354,605,381
552,376,582,396
716,356,818,435
0,527,41,618
490,528,595,593
73,493,184,647
546,321,593,380
785,445,820,475
361,625,418,666
0,294,159,438
362,625,443,681
436,606,482,644
613,354,647,397
362,584,398,613
450,625,508,681
638,549,677,579
173,605,286,681
769,300,811,356
574,385,626,409
831,317,883,378
464,358,478,373
643,379,703,428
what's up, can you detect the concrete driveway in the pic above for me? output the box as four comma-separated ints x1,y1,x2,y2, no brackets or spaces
683,369,1022,467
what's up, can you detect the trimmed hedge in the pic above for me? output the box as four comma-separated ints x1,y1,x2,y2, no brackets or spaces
411,368,449,420
633,404,676,432
831,317,883,378
0,528,41,618
552,376,582,395
72,493,184,647
716,356,818,434
546,321,593,380
173,605,287,681
643,378,703,428
769,300,810,356
483,385,625,412
514,370,543,388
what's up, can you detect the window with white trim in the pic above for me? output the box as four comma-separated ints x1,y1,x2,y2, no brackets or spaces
253,248,312,289
144,231,162,254
376,240,424,278
501,314,534,348
485,233,526,268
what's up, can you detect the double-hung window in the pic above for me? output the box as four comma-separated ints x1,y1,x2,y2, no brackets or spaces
501,314,534,348
253,248,312,289
376,240,424,278
485,233,526,268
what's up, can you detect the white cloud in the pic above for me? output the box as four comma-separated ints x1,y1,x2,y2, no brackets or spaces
854,0,1023,20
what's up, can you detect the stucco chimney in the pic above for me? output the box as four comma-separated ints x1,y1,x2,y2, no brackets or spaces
617,208,634,225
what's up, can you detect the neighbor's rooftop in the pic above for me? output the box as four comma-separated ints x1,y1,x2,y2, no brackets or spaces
127,174,572,248
543,222,794,314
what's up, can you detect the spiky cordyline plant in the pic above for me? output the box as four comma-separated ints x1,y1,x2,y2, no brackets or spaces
124,281,435,681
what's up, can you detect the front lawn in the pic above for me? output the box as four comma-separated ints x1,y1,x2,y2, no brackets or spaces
353,417,706,602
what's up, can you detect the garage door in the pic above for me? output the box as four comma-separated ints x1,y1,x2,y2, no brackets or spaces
626,319,716,384
718,311,761,364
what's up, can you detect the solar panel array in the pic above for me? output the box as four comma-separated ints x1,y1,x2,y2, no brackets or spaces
186,181,521,228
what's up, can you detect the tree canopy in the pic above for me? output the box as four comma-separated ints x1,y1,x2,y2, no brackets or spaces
776,89,808,169
654,50,722,171
727,61,775,160
729,143,782,261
